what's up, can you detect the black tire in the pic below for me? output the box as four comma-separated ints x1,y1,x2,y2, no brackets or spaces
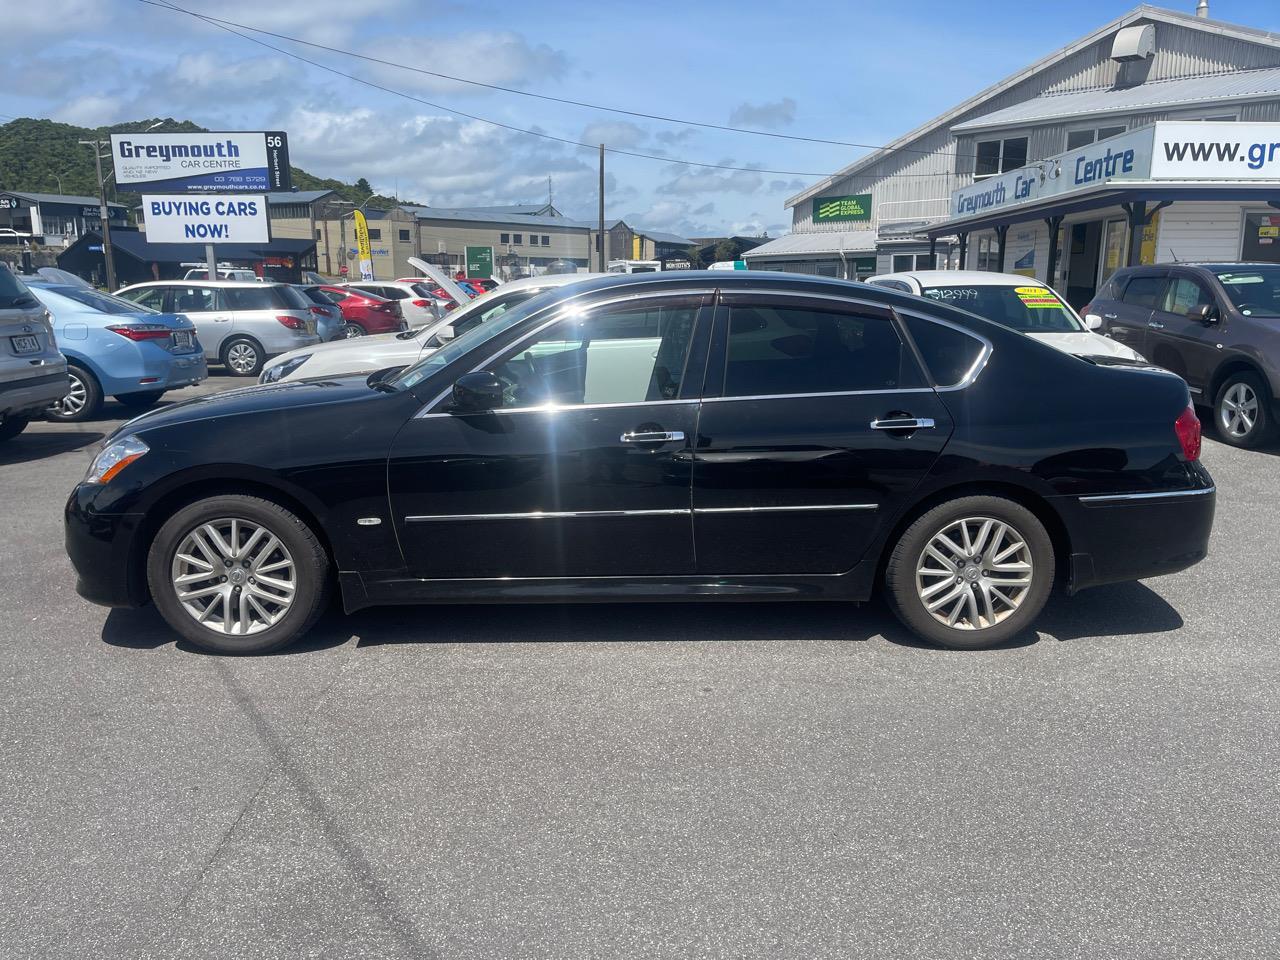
884,495,1055,650
146,495,331,654
1213,371,1276,449
341,321,367,339
115,390,166,409
0,414,29,442
47,364,103,422
221,337,264,377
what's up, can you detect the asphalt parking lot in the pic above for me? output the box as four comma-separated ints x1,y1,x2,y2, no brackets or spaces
2,374,1278,959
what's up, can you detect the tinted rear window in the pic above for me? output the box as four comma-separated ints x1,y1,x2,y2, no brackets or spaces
901,314,986,387
1120,275,1166,308
0,262,35,309
223,286,306,310
45,286,153,314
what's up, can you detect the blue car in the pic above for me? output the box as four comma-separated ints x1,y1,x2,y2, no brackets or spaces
28,283,208,422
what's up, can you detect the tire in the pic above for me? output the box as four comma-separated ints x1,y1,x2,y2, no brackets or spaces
0,414,29,442
884,496,1055,650
341,322,367,339
115,390,166,409
146,495,331,654
1213,371,1275,449
47,364,103,422
222,337,264,377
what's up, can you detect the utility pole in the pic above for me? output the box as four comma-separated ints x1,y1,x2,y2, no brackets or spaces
597,144,605,272
79,140,117,290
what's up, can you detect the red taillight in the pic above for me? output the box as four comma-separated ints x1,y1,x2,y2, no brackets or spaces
411,299,430,308
1080,302,1093,316
1175,404,1201,461
276,315,305,330
106,324,173,341
308,306,327,315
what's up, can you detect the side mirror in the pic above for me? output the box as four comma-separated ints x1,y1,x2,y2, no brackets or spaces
1083,313,1103,331
451,371,503,411
1191,304,1219,325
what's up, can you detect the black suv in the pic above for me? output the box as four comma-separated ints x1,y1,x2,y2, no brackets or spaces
1087,263,1280,448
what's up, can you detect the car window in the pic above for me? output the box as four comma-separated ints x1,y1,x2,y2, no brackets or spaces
487,301,699,408
450,291,540,338
172,285,218,313
722,304,922,397
118,286,169,311
0,263,36,308
1120,275,1166,309
409,283,437,299
323,289,349,302
870,279,913,293
1160,278,1215,316
44,286,155,314
274,286,311,310
919,284,1083,333
1212,265,1280,318
901,314,987,387
223,287,279,310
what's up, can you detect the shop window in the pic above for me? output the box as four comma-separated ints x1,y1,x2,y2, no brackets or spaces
1066,125,1127,150
367,228,381,241
976,235,1000,271
892,254,914,272
513,234,523,245
541,235,551,245
314,228,322,240
398,229,410,242
1241,213,1280,264
500,233,510,244
975,136,1028,178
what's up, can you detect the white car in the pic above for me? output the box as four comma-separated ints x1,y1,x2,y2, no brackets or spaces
865,270,1145,361
259,273,600,384
333,281,443,327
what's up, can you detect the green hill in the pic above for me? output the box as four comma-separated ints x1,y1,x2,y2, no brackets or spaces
0,117,405,214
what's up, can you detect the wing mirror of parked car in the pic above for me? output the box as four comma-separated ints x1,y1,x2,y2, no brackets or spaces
1083,313,1103,331
1190,304,1219,325
451,371,504,411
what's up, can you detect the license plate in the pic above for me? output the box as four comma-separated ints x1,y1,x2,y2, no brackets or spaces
305,320,317,335
172,330,193,349
10,334,40,355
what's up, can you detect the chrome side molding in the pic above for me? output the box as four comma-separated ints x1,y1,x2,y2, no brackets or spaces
1079,486,1215,504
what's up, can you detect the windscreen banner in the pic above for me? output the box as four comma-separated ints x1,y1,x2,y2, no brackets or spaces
353,210,375,281
110,132,291,193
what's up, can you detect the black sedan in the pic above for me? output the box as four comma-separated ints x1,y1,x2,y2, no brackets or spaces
65,272,1215,653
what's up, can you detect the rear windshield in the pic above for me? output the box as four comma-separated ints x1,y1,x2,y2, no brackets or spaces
0,262,36,309
45,286,155,314
409,283,436,299
919,284,1082,333
224,285,308,311
1212,265,1280,318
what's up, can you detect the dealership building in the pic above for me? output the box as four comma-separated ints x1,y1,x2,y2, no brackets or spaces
745,4,1280,305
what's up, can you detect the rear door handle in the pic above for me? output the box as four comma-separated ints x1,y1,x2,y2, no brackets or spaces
870,418,935,431
620,430,685,443
1148,320,1165,329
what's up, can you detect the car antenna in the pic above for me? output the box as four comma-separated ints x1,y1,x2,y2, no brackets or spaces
1168,247,1182,263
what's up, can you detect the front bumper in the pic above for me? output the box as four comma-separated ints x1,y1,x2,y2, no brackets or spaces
1057,482,1216,593
65,486,146,607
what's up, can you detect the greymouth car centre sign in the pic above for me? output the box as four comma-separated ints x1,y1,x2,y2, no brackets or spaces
109,132,291,194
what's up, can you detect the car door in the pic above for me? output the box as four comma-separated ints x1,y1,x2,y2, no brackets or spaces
387,292,711,579
167,284,232,359
691,293,954,575
1145,271,1223,394
1102,270,1167,357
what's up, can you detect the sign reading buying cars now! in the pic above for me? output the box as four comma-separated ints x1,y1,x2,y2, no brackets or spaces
142,195,270,244
110,132,291,193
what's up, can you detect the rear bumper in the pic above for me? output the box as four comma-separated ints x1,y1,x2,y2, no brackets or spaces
1,368,70,418
65,487,146,607
1057,484,1216,593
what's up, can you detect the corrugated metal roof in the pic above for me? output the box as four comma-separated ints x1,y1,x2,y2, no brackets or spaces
637,229,693,246
265,190,336,204
742,231,877,259
953,65,1280,131
410,206,589,229
3,191,127,209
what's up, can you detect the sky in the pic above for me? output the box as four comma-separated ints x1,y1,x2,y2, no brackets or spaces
7,0,1280,239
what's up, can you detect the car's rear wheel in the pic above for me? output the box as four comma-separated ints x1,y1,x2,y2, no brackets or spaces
115,390,166,409
146,495,330,654
341,321,367,338
885,496,1055,650
0,414,30,442
47,364,102,422
1214,371,1275,449
222,337,264,377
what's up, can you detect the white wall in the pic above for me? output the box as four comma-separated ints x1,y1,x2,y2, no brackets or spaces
1156,202,1247,263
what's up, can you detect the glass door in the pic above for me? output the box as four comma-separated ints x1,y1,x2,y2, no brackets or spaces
1099,218,1128,287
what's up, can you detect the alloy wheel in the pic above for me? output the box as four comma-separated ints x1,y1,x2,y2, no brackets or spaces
342,323,365,338
226,343,259,374
170,518,297,636
1220,382,1259,439
915,516,1034,631
50,371,88,418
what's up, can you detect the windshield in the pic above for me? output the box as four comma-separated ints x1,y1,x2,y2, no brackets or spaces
408,289,543,343
1212,266,1280,318
42,285,158,314
920,284,1083,333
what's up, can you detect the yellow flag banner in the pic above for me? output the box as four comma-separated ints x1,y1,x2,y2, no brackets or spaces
353,209,375,281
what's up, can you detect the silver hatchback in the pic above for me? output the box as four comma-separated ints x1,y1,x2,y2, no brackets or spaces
115,280,322,377
0,263,68,442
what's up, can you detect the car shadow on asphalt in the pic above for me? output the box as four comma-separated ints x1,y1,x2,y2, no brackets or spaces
99,580,1183,657
0,429,103,466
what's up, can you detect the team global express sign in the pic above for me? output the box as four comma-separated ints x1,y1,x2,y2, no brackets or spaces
812,193,872,223
143,195,270,244
110,132,291,194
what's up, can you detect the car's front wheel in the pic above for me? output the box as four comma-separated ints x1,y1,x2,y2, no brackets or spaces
222,337,264,377
47,364,103,422
885,496,1055,650
146,495,331,654
1214,371,1275,449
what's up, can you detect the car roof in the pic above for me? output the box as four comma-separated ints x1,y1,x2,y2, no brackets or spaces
121,279,288,288
868,270,1050,287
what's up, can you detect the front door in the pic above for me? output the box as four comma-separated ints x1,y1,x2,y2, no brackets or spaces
388,294,710,579
691,294,954,575
1146,271,1223,394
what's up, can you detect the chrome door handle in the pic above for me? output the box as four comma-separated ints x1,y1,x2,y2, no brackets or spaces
870,418,935,431
213,316,231,322
620,430,685,443
1148,320,1165,329
1103,313,1118,320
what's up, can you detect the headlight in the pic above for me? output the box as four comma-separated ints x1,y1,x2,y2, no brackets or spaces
260,354,310,384
85,435,149,485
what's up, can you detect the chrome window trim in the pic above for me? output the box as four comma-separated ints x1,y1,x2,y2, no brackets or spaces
415,286,717,417
414,397,698,419
700,387,935,404
1079,486,1215,504
693,503,878,514
407,508,690,522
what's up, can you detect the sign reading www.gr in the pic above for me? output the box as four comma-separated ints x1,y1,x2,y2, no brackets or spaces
812,193,873,223
143,195,270,244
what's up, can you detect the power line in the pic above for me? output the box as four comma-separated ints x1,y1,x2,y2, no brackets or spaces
135,0,963,179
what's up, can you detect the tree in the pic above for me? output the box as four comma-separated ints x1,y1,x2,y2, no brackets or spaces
355,178,373,196
715,238,745,263
685,244,707,270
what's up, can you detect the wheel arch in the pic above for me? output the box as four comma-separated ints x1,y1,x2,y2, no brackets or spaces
220,333,265,362
1208,357,1271,405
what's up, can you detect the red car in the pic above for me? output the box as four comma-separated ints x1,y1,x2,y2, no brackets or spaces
317,286,406,338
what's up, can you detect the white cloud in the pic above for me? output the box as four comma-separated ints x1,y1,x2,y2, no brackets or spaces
174,0,416,44
6,0,108,38
657,163,764,196
581,121,647,150
729,98,797,129
359,32,568,96
52,94,128,128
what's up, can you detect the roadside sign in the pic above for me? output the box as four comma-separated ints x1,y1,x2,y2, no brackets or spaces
353,210,375,281
110,132,291,193
465,245,494,278
812,193,872,223
142,195,270,243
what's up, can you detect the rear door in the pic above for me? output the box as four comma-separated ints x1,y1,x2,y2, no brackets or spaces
691,292,955,575
1145,270,1223,394
1103,270,1167,357
166,284,231,359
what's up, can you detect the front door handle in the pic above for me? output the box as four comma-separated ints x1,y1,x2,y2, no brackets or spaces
1103,313,1118,320
620,430,685,443
1148,320,1165,330
870,418,935,431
